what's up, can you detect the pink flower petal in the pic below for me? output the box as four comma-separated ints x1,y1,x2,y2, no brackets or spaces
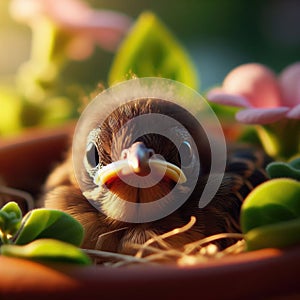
222,63,282,108
287,104,300,119
236,107,289,124
39,1,132,52
279,62,300,108
70,10,132,52
10,0,89,23
10,0,132,52
207,90,252,108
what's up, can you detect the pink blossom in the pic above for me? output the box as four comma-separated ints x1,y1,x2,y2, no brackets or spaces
10,0,132,58
207,62,300,124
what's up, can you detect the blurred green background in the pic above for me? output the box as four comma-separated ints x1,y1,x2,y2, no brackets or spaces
0,0,299,135
1,0,299,89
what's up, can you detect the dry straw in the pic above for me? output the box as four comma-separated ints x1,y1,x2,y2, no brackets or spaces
83,216,246,267
0,186,246,267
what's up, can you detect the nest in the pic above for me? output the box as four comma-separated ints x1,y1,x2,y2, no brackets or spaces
1,185,246,267
83,216,246,267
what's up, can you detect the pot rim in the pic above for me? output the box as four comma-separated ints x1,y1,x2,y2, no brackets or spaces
0,124,299,299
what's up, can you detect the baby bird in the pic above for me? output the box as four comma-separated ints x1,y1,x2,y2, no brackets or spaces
41,88,270,254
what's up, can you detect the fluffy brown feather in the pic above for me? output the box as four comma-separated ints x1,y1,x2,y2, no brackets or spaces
40,98,270,254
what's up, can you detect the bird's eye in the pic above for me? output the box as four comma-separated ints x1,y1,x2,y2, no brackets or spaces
86,142,99,168
178,141,193,167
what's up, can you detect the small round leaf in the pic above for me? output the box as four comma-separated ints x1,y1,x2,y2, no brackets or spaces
241,178,300,251
1,238,91,265
15,209,84,246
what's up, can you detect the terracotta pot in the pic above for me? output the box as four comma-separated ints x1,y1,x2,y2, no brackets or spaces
0,124,300,300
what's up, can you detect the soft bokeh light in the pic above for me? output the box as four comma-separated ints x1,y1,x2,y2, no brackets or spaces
0,0,299,137
1,0,300,89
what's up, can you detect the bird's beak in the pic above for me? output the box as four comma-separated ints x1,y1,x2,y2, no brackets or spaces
93,142,187,186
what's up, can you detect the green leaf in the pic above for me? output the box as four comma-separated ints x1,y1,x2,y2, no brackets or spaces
266,157,300,181
1,202,22,220
0,86,22,135
290,157,300,169
108,11,198,89
42,96,73,125
245,218,300,251
241,178,300,250
241,179,300,233
1,239,91,265
0,202,22,235
15,208,84,246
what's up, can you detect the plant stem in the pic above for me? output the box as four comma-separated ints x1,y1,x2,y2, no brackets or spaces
0,231,9,245
256,119,300,160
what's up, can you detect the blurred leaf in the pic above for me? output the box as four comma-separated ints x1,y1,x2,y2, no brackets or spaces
0,86,22,135
15,208,84,246
266,157,300,181
290,157,300,169
19,100,45,127
0,202,22,236
1,239,91,265
237,126,261,145
42,96,74,125
109,11,198,89
208,102,238,121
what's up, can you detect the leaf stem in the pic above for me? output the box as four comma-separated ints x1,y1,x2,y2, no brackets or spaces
0,231,9,245
256,119,300,160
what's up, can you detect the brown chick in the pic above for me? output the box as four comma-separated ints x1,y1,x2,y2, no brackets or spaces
41,95,269,254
